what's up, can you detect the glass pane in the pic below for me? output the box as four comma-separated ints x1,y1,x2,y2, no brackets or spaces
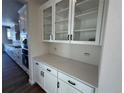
73,0,99,41
43,7,52,40
55,0,69,40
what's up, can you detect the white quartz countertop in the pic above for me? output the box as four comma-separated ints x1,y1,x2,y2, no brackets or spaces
33,54,98,88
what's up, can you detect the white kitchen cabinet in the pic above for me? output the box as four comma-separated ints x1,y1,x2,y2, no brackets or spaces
33,62,39,83
4,44,22,65
58,72,95,93
33,61,44,88
44,67,57,93
41,0,105,45
38,65,44,88
71,0,104,45
41,0,53,41
58,79,81,93
54,0,71,41
32,59,96,93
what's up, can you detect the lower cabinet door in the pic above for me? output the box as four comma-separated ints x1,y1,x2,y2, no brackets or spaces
33,62,39,83
44,72,57,93
38,67,44,88
58,79,81,93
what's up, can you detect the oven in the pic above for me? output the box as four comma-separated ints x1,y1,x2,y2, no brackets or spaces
22,49,29,69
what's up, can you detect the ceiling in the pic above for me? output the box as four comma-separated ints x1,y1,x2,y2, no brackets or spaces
2,0,47,27
2,0,24,27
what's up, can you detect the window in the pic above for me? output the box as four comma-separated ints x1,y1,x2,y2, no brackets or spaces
7,28,12,40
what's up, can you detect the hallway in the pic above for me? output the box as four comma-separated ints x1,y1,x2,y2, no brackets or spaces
2,52,46,93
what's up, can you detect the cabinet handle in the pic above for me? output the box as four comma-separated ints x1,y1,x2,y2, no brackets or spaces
36,63,39,65
57,82,59,88
47,68,51,72
70,34,72,40
68,80,76,86
67,35,69,40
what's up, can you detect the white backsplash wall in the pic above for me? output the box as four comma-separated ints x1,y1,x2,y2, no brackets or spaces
48,43,102,66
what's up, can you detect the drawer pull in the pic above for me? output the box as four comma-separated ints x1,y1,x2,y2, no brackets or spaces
57,82,59,88
67,35,69,40
70,34,72,40
68,80,76,86
47,68,51,72
36,63,39,65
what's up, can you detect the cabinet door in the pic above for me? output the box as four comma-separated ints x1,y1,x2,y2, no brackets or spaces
71,0,104,44
42,2,53,41
58,79,81,93
33,62,39,83
55,0,71,41
44,71,57,93
38,67,44,88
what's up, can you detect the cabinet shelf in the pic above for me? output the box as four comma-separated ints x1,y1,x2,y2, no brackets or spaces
44,23,52,26
55,31,68,34
74,27,96,32
76,0,89,7
55,18,68,23
56,8,69,14
44,15,52,18
75,10,97,18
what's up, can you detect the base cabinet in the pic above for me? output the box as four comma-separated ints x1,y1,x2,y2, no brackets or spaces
33,60,95,93
38,67,44,88
33,62,40,84
44,71,57,93
33,62,44,88
58,79,81,93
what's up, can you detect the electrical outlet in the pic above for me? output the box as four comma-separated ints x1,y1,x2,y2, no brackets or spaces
54,47,57,51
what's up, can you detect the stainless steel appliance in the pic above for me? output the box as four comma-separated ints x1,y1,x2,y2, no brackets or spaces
22,49,29,69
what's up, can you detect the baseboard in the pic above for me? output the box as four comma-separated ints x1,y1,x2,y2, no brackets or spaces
29,79,35,85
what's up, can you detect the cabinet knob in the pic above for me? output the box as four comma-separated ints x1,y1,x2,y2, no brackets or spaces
68,80,76,86
47,68,51,72
36,63,39,65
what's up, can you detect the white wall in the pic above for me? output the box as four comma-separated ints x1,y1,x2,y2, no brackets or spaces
2,0,23,26
27,0,49,83
49,43,102,66
98,0,122,93
27,1,48,57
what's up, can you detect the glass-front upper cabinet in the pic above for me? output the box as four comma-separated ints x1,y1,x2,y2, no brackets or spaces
71,0,104,44
43,7,52,40
41,1,53,41
41,0,105,45
55,0,71,41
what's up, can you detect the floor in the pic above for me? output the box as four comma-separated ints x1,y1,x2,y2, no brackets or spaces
2,52,46,93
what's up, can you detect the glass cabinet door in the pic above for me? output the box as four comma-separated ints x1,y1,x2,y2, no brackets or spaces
72,0,100,42
55,0,70,40
43,6,52,40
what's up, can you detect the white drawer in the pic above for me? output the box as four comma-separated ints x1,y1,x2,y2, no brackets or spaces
34,61,44,69
58,72,95,93
44,65,57,77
